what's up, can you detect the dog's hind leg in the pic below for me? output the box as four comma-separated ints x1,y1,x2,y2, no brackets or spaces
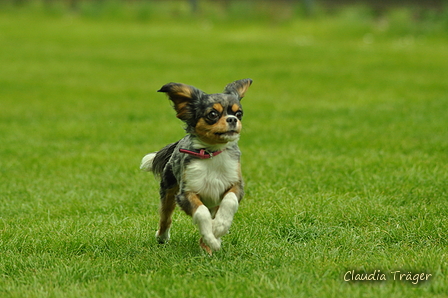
156,186,178,244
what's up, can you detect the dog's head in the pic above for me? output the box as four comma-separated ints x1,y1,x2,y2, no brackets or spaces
158,79,252,145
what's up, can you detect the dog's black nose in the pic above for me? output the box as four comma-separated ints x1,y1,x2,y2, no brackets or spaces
226,117,238,124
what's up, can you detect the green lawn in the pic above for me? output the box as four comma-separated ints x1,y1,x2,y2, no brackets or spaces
1,4,447,297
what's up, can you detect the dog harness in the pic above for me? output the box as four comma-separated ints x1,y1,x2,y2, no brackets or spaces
179,148,223,159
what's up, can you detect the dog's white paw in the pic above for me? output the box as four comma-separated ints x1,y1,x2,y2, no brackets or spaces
212,218,231,238
155,229,170,244
203,235,221,251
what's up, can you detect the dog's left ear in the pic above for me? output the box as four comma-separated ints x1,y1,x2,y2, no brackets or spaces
223,78,253,100
158,83,205,121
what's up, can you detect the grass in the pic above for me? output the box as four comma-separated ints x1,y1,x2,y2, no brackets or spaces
1,2,447,297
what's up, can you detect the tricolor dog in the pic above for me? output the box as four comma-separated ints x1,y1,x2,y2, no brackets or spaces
141,79,252,254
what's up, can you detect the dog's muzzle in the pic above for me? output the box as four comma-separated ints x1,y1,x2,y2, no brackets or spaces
226,116,238,128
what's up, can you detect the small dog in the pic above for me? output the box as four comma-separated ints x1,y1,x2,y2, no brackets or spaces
140,79,252,254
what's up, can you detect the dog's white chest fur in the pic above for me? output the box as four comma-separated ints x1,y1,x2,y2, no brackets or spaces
184,151,239,208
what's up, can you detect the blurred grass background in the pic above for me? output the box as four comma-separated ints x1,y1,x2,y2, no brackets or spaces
0,0,447,297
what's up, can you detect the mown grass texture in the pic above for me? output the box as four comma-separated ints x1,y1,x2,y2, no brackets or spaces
0,4,447,297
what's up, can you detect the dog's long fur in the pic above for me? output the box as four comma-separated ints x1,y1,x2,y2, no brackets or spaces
141,79,252,254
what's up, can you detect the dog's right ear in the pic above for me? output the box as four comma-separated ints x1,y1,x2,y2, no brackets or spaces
158,83,205,121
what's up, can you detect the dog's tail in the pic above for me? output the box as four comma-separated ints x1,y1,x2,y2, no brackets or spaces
140,141,179,176
140,152,157,172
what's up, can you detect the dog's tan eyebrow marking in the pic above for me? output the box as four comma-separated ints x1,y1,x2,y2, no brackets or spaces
231,104,240,113
212,103,224,113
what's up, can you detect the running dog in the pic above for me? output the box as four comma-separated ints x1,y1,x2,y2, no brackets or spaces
141,79,252,254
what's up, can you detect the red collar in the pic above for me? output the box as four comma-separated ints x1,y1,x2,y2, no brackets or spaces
179,148,224,159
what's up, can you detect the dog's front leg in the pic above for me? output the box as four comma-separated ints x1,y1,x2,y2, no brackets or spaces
179,192,221,253
212,188,240,239
194,205,222,253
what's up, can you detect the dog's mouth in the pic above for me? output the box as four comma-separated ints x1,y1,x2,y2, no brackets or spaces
215,130,239,136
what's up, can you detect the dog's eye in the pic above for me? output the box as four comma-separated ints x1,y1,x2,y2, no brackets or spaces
208,110,219,120
235,111,243,120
